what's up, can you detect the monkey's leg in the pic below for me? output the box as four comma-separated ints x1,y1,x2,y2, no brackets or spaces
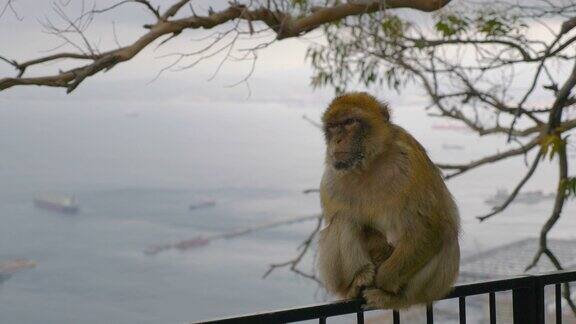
344,226,395,299
317,216,375,299
401,241,460,303
365,240,460,309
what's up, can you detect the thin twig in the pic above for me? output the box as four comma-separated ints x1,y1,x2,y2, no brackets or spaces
262,215,322,283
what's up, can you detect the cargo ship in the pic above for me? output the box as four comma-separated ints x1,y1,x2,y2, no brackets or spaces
189,199,216,211
34,193,80,214
0,259,36,284
484,189,555,206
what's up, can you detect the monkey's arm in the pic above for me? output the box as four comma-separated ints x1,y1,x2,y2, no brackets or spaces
374,213,444,293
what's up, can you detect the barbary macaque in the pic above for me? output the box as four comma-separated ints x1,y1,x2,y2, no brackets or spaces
317,92,460,309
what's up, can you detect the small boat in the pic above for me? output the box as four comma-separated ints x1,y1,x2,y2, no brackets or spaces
34,193,79,214
174,237,210,251
484,189,555,206
189,200,216,211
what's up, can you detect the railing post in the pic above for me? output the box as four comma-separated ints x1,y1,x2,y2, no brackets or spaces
512,278,545,324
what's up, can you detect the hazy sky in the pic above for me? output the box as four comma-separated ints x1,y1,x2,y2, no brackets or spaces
0,0,346,109
0,0,566,109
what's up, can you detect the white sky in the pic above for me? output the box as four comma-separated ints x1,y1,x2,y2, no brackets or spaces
0,0,342,107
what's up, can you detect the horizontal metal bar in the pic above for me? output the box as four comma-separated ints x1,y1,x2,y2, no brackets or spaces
198,299,363,324
538,269,576,285
444,275,534,299
194,270,576,324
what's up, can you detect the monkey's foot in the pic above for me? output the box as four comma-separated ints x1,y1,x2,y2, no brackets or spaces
345,264,375,299
362,288,402,310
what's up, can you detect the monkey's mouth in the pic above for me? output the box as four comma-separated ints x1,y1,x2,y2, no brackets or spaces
332,152,353,160
332,151,364,170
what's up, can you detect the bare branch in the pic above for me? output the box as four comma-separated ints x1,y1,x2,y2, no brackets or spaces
0,0,22,20
561,16,576,35
134,0,160,19
477,151,542,222
437,137,540,179
161,0,190,20
302,114,322,129
263,215,322,283
523,56,576,310
0,0,452,93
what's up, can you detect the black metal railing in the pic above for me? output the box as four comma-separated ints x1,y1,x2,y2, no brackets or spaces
195,269,576,324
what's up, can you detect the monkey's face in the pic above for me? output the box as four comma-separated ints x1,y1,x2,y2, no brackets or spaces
324,116,368,170
323,93,392,171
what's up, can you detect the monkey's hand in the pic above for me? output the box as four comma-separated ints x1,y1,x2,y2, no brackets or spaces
362,288,401,310
345,264,375,299
374,267,402,295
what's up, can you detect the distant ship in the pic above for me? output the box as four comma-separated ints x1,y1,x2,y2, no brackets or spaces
431,124,470,132
34,193,80,214
484,189,555,206
442,143,465,150
189,200,216,211
0,259,36,284
144,237,210,255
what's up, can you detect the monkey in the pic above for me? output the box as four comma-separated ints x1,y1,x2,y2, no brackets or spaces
316,92,460,309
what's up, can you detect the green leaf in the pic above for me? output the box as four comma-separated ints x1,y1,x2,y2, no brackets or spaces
435,15,469,38
381,16,405,38
562,177,576,198
539,134,566,161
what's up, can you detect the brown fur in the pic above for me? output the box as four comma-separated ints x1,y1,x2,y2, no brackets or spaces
317,92,460,309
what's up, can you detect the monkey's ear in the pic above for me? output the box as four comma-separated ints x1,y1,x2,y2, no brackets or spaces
379,102,391,121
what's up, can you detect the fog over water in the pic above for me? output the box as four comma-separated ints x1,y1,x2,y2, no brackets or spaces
0,95,574,323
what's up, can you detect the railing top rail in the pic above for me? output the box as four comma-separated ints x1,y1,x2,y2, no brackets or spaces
194,269,576,324
536,268,576,285
446,275,534,299
199,299,363,324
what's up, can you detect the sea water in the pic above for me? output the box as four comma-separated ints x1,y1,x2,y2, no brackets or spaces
0,99,574,323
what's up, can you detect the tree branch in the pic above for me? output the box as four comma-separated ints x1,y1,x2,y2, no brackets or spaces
0,0,451,93
0,0,22,20
436,136,540,179
477,151,542,222
523,55,576,312
263,215,322,283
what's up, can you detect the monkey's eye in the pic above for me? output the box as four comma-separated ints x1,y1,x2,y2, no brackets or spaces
324,119,358,134
326,125,339,133
342,118,359,126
